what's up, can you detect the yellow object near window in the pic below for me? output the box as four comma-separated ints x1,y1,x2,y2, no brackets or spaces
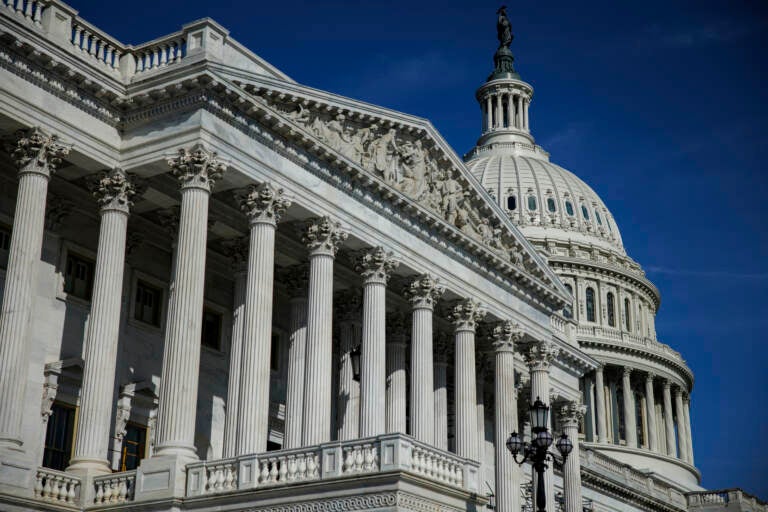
120,422,147,471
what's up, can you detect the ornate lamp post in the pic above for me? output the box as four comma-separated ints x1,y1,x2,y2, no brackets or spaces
506,397,573,512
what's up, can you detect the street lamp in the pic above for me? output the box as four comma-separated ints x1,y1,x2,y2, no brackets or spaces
350,345,362,381
506,397,573,512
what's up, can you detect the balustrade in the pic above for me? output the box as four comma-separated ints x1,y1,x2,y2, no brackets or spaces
133,36,186,74
93,471,136,504
33,468,80,505
70,20,123,70
4,0,44,25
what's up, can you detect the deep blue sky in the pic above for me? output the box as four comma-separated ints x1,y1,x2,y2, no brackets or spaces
70,0,767,496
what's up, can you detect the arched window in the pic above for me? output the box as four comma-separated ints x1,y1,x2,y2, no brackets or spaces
606,218,612,232
563,284,573,319
624,298,631,331
547,197,556,212
528,196,537,211
565,201,574,216
586,287,596,322
507,195,517,211
607,292,616,327
581,205,590,220
595,210,603,225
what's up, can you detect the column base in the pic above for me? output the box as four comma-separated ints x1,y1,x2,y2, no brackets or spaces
135,452,197,501
0,446,33,497
66,457,112,477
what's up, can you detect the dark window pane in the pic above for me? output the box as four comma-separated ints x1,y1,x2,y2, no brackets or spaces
270,334,280,371
563,284,573,319
581,205,590,220
201,309,222,350
63,253,95,300
527,196,537,211
565,201,574,216
43,403,76,471
624,298,632,332
507,196,516,211
586,287,596,322
547,198,556,212
120,423,147,471
135,280,162,326
0,224,10,268
607,292,616,327
595,210,603,225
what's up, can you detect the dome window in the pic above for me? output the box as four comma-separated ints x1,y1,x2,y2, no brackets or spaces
507,195,517,211
607,292,616,327
581,205,590,221
563,284,573,319
595,210,603,225
528,196,537,211
565,201,574,216
606,218,612,232
547,198,556,212
585,287,596,322
624,298,632,332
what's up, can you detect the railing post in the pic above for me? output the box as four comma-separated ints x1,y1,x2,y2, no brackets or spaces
119,51,136,81
182,18,229,60
321,442,342,479
40,0,76,42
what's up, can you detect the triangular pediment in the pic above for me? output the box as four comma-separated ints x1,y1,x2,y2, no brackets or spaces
224,75,569,309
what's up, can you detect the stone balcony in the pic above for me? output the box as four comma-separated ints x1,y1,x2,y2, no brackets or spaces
687,489,768,512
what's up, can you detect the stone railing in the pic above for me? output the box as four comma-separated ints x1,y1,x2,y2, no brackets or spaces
93,470,136,504
33,467,81,505
69,16,124,71
464,141,550,161
575,325,684,363
186,433,479,497
2,0,45,26
687,489,768,512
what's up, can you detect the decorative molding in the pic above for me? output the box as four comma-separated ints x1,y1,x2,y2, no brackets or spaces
7,127,71,177
166,143,227,192
450,298,486,332
354,246,399,285
90,168,138,214
405,274,445,310
302,216,348,257
239,181,291,226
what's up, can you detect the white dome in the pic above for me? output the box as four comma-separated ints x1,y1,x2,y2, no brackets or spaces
466,152,625,255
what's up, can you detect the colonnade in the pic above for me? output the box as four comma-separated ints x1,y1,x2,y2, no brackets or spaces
585,365,694,464
482,90,530,132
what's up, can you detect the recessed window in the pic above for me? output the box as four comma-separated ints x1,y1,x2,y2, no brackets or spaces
624,298,632,332
565,201,574,216
0,223,10,269
528,196,537,211
43,402,76,471
581,205,590,221
201,309,223,350
607,292,616,327
547,197,556,213
64,252,95,301
119,422,147,471
606,218,612,232
586,287,596,322
270,333,280,371
135,280,162,327
507,195,517,211
595,210,603,225
563,284,573,319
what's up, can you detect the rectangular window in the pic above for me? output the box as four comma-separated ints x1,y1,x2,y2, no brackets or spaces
0,223,10,269
64,252,95,300
134,280,162,327
270,333,280,371
42,402,76,471
201,309,222,350
119,422,147,471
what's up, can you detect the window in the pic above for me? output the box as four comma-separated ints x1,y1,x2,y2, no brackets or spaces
563,284,573,319
119,423,147,471
270,333,280,371
624,298,632,332
595,210,603,225
43,402,76,471
547,197,556,212
581,205,590,221
134,280,162,327
507,195,517,211
607,292,616,327
635,395,645,447
64,252,95,300
201,309,222,350
527,196,537,211
0,223,10,268
586,287,596,322
606,218,612,232
565,201,574,216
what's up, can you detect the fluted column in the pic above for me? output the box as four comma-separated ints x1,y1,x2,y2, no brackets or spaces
302,217,348,445
495,94,503,128
485,96,493,131
154,145,226,459
622,367,637,448
222,238,248,458
594,367,608,443
674,387,688,462
0,129,70,449
644,373,659,453
405,274,444,444
452,299,486,460
433,335,450,450
493,321,523,512
236,183,291,455
662,380,676,457
356,247,398,437
386,311,408,434
524,341,559,511
523,98,530,130
68,169,137,475
559,402,586,512
336,291,361,441
516,95,523,129
683,396,694,464
506,94,514,129
281,264,309,449
476,355,487,470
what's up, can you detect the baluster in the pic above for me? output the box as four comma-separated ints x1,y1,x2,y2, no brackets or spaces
278,456,287,482
52,476,63,501
89,37,98,56
343,448,354,473
94,480,104,503
224,466,234,490
33,1,42,24
117,479,127,502
308,454,319,478
355,446,365,472
206,466,217,492
34,472,43,497
170,41,179,62
269,459,278,483
217,466,226,491
67,479,77,503
105,46,114,68
260,460,270,484
23,0,32,18
42,474,52,498
80,31,90,52
159,44,168,67
72,26,82,49
297,455,307,480
97,42,105,62
363,445,374,471
152,48,160,70
14,0,22,13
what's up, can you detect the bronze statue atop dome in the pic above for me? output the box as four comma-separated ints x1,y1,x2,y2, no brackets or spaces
497,5,513,48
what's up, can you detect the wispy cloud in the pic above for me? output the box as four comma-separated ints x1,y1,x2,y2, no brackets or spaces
646,266,768,281
637,19,759,50
543,122,591,152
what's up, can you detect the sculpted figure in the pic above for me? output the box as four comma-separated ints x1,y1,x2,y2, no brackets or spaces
399,139,428,199
497,6,513,48
438,169,465,224
368,127,399,183
324,114,353,153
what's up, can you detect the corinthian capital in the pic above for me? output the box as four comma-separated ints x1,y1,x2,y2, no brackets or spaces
450,299,486,332
91,168,139,213
302,216,348,256
405,274,444,310
355,246,399,285
240,182,292,226
523,340,559,371
9,127,71,177
558,401,587,427
492,320,524,353
166,144,227,191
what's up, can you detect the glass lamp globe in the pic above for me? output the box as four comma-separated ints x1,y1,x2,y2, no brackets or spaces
530,397,550,432
506,432,524,455
534,429,553,450
556,433,573,457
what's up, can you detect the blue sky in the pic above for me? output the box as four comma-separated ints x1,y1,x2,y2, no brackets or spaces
70,0,767,496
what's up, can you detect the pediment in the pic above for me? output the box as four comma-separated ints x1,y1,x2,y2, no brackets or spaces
227,77,569,309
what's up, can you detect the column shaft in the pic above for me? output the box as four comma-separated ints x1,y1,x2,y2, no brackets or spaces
559,404,586,512
663,382,676,456
386,313,407,434
410,307,435,443
494,347,518,512
594,367,608,443
284,297,307,448
222,265,246,457
433,353,448,450
675,389,689,462
455,329,478,460
622,368,638,448
338,321,360,440
684,398,694,464
516,95,523,128
506,94,514,129
485,96,493,131
644,375,658,453
523,98,530,130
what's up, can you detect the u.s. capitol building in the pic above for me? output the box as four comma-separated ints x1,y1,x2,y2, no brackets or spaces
0,2,762,511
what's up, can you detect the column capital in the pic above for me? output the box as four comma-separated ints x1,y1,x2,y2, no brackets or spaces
492,320,524,353
302,216,348,256
450,298,486,332
646,371,656,383
166,143,227,192
355,246,399,285
622,366,633,378
9,127,71,178
223,236,249,274
558,401,587,427
405,274,444,310
663,379,672,391
523,341,559,371
90,168,139,214
674,386,684,398
240,182,292,226
278,263,310,299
